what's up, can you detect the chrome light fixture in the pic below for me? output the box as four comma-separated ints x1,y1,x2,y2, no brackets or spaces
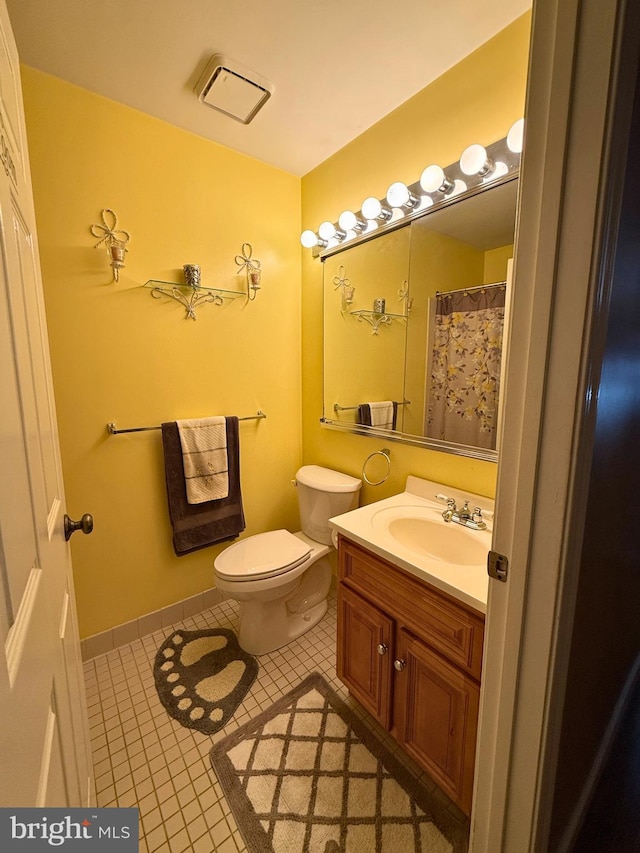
386,181,420,210
507,118,525,153
318,221,346,243
300,229,327,249
459,143,495,178
300,119,524,255
338,210,367,233
361,196,393,222
419,164,455,195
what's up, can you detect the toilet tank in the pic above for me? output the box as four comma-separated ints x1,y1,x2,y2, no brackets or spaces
295,465,361,545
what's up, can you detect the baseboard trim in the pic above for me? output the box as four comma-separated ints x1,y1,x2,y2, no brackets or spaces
80,587,225,661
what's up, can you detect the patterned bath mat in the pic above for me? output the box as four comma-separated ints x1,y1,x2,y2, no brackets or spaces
153,628,258,734
210,673,469,853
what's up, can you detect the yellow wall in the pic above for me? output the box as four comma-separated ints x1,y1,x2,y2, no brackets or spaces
484,244,514,282
301,13,531,505
21,13,530,637
22,67,302,638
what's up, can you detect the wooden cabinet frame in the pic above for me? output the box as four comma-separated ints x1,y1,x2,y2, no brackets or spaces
337,535,485,814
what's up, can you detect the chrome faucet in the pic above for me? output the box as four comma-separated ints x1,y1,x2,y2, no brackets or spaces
458,500,473,523
441,497,487,530
442,497,456,522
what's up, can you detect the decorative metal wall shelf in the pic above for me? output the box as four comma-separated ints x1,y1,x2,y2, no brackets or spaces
144,244,263,320
350,309,408,335
144,280,244,320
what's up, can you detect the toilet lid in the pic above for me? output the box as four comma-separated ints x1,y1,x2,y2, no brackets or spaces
214,529,312,581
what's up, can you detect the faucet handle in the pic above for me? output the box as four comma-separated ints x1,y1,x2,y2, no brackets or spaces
473,506,483,522
442,497,456,522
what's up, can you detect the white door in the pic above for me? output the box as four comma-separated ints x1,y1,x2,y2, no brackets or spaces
0,0,92,807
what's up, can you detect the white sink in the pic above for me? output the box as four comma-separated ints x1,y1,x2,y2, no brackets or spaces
329,475,494,612
371,505,489,567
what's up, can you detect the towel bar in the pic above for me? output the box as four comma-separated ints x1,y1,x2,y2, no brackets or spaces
333,400,410,412
107,410,266,435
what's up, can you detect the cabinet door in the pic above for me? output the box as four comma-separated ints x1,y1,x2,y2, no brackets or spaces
394,627,480,815
337,583,394,728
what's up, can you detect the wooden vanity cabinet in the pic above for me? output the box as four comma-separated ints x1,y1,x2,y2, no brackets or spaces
336,535,485,815
337,583,394,728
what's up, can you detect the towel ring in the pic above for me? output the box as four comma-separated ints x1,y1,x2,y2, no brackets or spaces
362,448,391,486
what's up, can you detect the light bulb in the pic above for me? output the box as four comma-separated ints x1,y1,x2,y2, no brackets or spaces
507,118,525,153
318,221,337,241
300,230,318,248
361,196,392,221
317,221,346,242
420,165,454,195
483,161,508,182
386,181,419,209
451,179,467,197
415,195,434,212
460,144,494,177
338,210,366,232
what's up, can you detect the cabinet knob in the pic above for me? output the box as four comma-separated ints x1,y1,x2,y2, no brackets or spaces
377,643,388,656
394,659,406,672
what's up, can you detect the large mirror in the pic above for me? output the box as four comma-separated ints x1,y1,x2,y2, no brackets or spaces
322,176,518,461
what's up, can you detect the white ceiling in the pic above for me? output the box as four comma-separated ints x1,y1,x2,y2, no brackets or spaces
6,0,530,177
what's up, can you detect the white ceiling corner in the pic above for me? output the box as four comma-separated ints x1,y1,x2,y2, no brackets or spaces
6,0,531,176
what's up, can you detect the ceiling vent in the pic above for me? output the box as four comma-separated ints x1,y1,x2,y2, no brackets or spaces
194,54,273,124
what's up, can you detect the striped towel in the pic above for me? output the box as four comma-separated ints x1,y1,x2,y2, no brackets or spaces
177,416,229,504
357,401,398,430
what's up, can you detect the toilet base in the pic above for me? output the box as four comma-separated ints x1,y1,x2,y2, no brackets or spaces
215,543,333,656
238,597,328,656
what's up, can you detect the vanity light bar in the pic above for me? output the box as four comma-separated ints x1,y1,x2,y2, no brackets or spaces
300,118,524,254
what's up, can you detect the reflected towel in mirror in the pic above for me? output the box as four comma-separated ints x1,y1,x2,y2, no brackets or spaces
357,401,398,430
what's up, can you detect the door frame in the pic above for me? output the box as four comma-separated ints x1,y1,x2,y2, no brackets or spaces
472,0,640,849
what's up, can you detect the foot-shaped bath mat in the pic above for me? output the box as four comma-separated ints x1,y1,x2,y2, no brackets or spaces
153,628,258,734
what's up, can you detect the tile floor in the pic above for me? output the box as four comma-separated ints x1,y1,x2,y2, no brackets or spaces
84,587,466,852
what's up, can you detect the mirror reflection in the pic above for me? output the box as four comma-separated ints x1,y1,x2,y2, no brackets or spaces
322,177,518,459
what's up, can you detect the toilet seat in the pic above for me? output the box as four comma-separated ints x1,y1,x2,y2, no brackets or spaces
214,529,312,582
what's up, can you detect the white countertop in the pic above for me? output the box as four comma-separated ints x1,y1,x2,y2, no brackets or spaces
329,475,493,614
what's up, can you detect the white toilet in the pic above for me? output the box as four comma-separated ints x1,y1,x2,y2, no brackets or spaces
213,465,361,655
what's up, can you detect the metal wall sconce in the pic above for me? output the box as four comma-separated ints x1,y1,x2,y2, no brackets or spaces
235,242,262,300
333,264,355,311
397,281,413,315
90,209,131,282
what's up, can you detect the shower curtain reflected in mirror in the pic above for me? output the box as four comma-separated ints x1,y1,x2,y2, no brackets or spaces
426,283,506,450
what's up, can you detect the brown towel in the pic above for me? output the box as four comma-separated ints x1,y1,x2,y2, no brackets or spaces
357,401,398,430
161,417,245,556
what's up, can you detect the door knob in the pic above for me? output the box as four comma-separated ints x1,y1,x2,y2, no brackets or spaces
377,643,388,656
64,513,94,541
394,659,406,672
